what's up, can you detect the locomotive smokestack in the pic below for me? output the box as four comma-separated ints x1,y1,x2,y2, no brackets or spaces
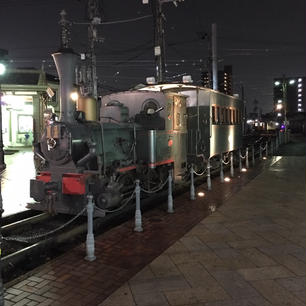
52,50,78,123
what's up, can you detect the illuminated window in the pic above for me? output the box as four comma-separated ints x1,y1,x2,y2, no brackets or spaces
212,106,216,124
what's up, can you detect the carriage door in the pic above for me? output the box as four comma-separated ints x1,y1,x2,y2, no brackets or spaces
172,94,187,180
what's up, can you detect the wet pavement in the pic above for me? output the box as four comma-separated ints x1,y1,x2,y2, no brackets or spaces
3,135,306,306
1,150,35,216
3,149,306,306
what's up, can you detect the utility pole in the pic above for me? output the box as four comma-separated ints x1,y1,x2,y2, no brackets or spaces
87,0,102,99
211,23,218,91
152,0,166,83
59,10,71,50
143,0,183,83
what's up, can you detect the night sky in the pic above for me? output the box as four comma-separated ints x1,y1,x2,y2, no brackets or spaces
0,0,305,113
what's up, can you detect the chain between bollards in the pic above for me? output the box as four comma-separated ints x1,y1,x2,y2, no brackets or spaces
85,194,96,262
167,169,174,213
190,164,195,200
134,179,143,232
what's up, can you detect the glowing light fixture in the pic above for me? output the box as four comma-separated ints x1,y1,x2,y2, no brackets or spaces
241,168,247,172
298,78,302,82
274,81,280,86
277,99,282,103
70,91,79,101
263,156,267,160
289,79,296,84
298,84,302,88
197,191,205,197
0,63,6,75
277,113,282,117
276,104,283,110
224,177,231,182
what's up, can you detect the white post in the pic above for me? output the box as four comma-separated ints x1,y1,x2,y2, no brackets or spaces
230,151,234,177
207,158,212,190
190,164,195,200
134,180,143,232
245,147,249,169
85,194,96,261
239,148,242,172
167,169,174,213
220,153,224,183
252,145,255,166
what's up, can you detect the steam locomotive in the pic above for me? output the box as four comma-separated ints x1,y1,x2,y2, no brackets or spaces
29,49,243,216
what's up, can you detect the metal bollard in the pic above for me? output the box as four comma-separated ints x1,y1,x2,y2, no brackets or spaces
259,144,262,159
230,151,234,177
134,180,143,232
190,164,195,200
266,141,268,157
220,153,224,183
207,158,212,190
167,170,174,213
239,148,242,172
85,194,96,262
252,145,255,167
245,147,249,169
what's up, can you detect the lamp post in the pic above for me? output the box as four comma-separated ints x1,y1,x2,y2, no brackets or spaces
0,65,6,171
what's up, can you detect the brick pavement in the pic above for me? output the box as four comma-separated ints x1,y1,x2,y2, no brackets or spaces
4,156,305,306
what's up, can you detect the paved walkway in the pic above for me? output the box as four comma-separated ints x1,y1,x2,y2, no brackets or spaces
100,156,306,306
4,156,306,306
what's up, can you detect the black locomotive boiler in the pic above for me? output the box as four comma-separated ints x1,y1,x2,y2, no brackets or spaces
29,49,243,216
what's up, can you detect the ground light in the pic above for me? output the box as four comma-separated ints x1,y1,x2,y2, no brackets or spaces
263,157,267,160
224,177,231,182
241,168,247,172
197,191,205,197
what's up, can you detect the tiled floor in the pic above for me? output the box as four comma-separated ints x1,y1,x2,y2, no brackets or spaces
100,156,306,306
3,155,306,306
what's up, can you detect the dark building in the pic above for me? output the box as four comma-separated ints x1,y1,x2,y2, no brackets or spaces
273,76,305,117
201,65,233,95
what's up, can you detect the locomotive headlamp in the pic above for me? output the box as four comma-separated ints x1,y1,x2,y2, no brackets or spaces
70,91,79,102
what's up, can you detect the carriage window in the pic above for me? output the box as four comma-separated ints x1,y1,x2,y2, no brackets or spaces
221,107,225,124
212,106,216,124
216,106,220,124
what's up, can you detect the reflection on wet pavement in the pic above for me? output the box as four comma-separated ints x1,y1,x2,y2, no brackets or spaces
1,150,35,216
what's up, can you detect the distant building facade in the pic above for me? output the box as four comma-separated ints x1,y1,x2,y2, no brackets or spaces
201,65,233,95
0,68,59,148
273,76,305,116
